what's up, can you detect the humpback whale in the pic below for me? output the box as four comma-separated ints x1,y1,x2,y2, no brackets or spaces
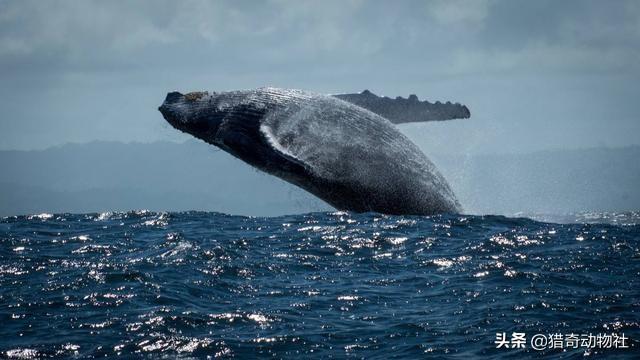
159,88,466,215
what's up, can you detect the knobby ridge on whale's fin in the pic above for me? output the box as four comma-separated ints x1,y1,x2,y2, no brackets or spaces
333,90,470,124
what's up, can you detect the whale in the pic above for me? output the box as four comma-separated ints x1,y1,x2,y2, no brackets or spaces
158,87,463,215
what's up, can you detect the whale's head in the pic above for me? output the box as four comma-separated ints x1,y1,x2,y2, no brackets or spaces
159,89,280,164
159,88,311,183
159,91,236,144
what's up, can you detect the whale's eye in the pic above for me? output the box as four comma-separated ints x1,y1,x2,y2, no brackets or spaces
185,91,208,101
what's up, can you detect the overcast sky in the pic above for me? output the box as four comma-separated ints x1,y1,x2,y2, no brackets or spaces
1,0,638,154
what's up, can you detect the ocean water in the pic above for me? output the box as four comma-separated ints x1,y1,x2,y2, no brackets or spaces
0,211,638,359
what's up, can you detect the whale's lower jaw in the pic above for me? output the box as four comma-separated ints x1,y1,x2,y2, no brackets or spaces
315,183,460,216
256,163,460,216
209,133,459,216
242,136,460,215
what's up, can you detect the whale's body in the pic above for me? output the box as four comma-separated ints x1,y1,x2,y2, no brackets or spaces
159,87,461,215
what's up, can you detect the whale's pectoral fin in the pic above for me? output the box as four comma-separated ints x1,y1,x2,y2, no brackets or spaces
332,90,470,124
257,124,312,174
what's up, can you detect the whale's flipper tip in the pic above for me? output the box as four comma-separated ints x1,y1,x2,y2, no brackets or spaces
333,91,470,124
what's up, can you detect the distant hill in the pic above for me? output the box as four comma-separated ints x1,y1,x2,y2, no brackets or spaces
0,140,328,217
0,141,638,216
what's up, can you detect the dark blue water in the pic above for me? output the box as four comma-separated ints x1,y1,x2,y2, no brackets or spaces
1,211,638,358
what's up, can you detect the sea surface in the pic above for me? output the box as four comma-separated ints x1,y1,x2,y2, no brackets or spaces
1,211,638,359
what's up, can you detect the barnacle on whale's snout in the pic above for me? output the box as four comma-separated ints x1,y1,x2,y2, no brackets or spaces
185,91,208,101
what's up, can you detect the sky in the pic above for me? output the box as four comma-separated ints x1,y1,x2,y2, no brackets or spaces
1,0,639,154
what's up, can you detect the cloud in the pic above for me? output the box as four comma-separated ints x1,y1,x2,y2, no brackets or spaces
0,0,638,150
2,0,638,75
446,42,640,77
426,0,493,25
0,1,166,55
